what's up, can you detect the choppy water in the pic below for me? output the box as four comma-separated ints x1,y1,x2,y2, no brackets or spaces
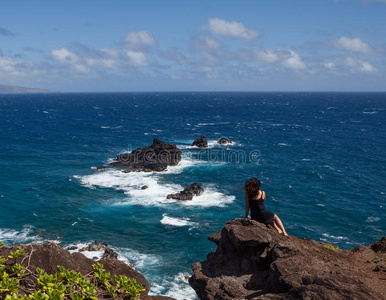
0,92,385,299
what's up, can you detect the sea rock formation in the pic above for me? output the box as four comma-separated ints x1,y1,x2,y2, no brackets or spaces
189,218,385,300
79,241,119,260
192,135,208,148
0,242,175,300
217,137,232,145
167,183,204,201
109,138,181,171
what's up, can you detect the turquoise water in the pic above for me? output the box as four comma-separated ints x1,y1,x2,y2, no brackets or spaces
0,92,385,299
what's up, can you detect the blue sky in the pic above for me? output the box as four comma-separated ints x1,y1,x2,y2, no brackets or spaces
0,0,385,92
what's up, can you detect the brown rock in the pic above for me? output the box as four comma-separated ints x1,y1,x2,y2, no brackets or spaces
189,218,385,300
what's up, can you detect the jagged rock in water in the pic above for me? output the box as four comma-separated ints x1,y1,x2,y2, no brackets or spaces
167,183,204,201
109,138,181,171
189,218,385,300
217,137,232,145
192,135,208,148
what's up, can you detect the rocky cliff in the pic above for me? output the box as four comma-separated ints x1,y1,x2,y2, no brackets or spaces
189,218,385,300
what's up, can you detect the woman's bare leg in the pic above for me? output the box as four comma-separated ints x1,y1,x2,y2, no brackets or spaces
273,214,288,236
272,222,282,234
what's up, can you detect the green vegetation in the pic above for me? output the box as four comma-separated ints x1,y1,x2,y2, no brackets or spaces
0,242,145,299
325,243,340,251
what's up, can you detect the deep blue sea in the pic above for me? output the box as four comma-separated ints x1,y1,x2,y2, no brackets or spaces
0,92,385,299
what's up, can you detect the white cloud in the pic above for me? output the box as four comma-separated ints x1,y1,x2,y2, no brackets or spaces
344,56,378,72
193,37,222,50
207,18,259,41
100,48,120,58
52,47,79,63
324,62,336,70
333,37,373,54
253,47,279,64
123,30,156,51
281,50,307,70
0,56,38,79
126,51,148,67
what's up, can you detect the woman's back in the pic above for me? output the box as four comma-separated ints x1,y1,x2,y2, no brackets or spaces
249,192,274,225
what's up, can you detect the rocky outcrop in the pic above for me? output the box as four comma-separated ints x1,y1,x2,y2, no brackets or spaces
0,242,175,300
192,135,208,148
167,183,204,201
189,218,385,300
109,138,181,171
217,137,232,145
79,241,119,260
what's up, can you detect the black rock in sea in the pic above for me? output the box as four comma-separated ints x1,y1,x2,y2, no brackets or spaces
109,138,181,171
192,135,208,148
167,183,204,201
217,137,232,145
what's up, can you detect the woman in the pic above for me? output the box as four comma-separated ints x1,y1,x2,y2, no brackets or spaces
244,178,288,236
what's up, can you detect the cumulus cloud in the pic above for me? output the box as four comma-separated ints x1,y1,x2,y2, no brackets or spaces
0,26,14,36
207,18,259,41
344,56,378,72
126,51,148,67
332,37,373,54
281,49,307,70
324,56,378,74
122,30,156,51
193,37,222,50
52,47,80,63
0,56,38,79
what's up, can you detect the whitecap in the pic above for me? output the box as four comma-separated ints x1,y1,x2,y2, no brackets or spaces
362,111,377,114
170,186,235,208
366,216,380,223
0,225,42,245
149,272,197,300
278,143,289,146
74,164,234,208
160,214,198,227
321,233,348,240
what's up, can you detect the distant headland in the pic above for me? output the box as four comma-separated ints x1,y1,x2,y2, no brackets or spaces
0,84,60,94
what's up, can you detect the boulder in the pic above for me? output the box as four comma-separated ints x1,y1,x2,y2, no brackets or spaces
189,218,385,300
109,138,181,171
192,135,208,148
167,183,204,201
217,137,232,145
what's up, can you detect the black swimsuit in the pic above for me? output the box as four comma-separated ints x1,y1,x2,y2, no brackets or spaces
249,193,275,225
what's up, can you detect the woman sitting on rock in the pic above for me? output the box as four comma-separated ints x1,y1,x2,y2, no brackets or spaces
244,178,288,236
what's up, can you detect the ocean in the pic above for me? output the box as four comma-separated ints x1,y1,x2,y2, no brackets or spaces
0,92,385,299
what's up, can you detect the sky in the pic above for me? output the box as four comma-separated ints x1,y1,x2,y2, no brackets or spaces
0,0,386,92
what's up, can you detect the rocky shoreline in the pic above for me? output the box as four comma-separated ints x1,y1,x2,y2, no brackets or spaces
0,241,175,300
189,218,386,300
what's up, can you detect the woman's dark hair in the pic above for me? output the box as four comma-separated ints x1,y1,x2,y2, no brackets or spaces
244,178,261,200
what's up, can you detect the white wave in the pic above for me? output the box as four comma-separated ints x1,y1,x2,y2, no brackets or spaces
278,143,289,146
321,233,348,240
101,126,110,129
160,214,198,227
75,165,235,208
196,123,216,126
0,225,42,245
366,216,380,223
362,111,377,114
168,186,235,208
150,273,197,300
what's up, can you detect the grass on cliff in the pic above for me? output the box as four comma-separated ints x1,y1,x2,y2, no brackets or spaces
0,242,144,300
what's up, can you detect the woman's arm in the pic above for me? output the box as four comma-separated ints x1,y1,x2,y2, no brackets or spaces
245,193,249,218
